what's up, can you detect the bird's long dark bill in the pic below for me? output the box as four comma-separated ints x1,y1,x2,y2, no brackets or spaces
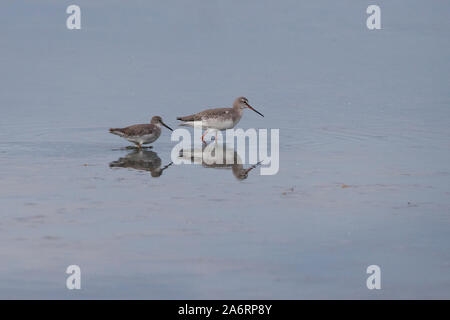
162,162,173,172
246,160,263,174
247,104,264,117
161,122,173,131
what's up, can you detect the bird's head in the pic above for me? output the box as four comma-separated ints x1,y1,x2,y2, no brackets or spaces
233,97,264,117
151,116,173,131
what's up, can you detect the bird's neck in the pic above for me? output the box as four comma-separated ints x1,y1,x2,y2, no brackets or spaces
233,105,243,116
233,107,243,122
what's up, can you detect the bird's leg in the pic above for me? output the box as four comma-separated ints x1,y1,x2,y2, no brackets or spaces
201,129,209,144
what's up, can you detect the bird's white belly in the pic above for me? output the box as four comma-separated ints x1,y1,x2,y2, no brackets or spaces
127,134,157,145
202,118,235,130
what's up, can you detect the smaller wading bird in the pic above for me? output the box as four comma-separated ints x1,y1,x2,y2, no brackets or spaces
109,116,173,149
177,96,264,142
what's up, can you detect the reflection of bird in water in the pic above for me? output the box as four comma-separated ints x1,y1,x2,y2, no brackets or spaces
109,150,172,177
179,143,261,180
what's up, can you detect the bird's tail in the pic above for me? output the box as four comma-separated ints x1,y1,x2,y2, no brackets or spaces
177,116,197,128
177,122,194,127
177,115,196,121
109,128,125,137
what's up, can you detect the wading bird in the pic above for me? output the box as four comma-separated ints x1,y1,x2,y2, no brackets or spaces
177,97,264,142
109,116,173,149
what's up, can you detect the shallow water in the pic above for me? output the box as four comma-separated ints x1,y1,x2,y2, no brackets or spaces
0,0,449,298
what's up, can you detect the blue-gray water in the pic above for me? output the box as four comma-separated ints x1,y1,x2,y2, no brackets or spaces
0,0,449,298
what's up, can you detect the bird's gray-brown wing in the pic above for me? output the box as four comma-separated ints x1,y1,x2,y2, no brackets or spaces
110,124,154,137
177,108,231,121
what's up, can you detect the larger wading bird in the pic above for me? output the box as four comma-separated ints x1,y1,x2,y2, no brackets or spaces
177,97,264,142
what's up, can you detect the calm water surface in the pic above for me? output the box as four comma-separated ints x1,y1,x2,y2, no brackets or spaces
0,0,449,298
